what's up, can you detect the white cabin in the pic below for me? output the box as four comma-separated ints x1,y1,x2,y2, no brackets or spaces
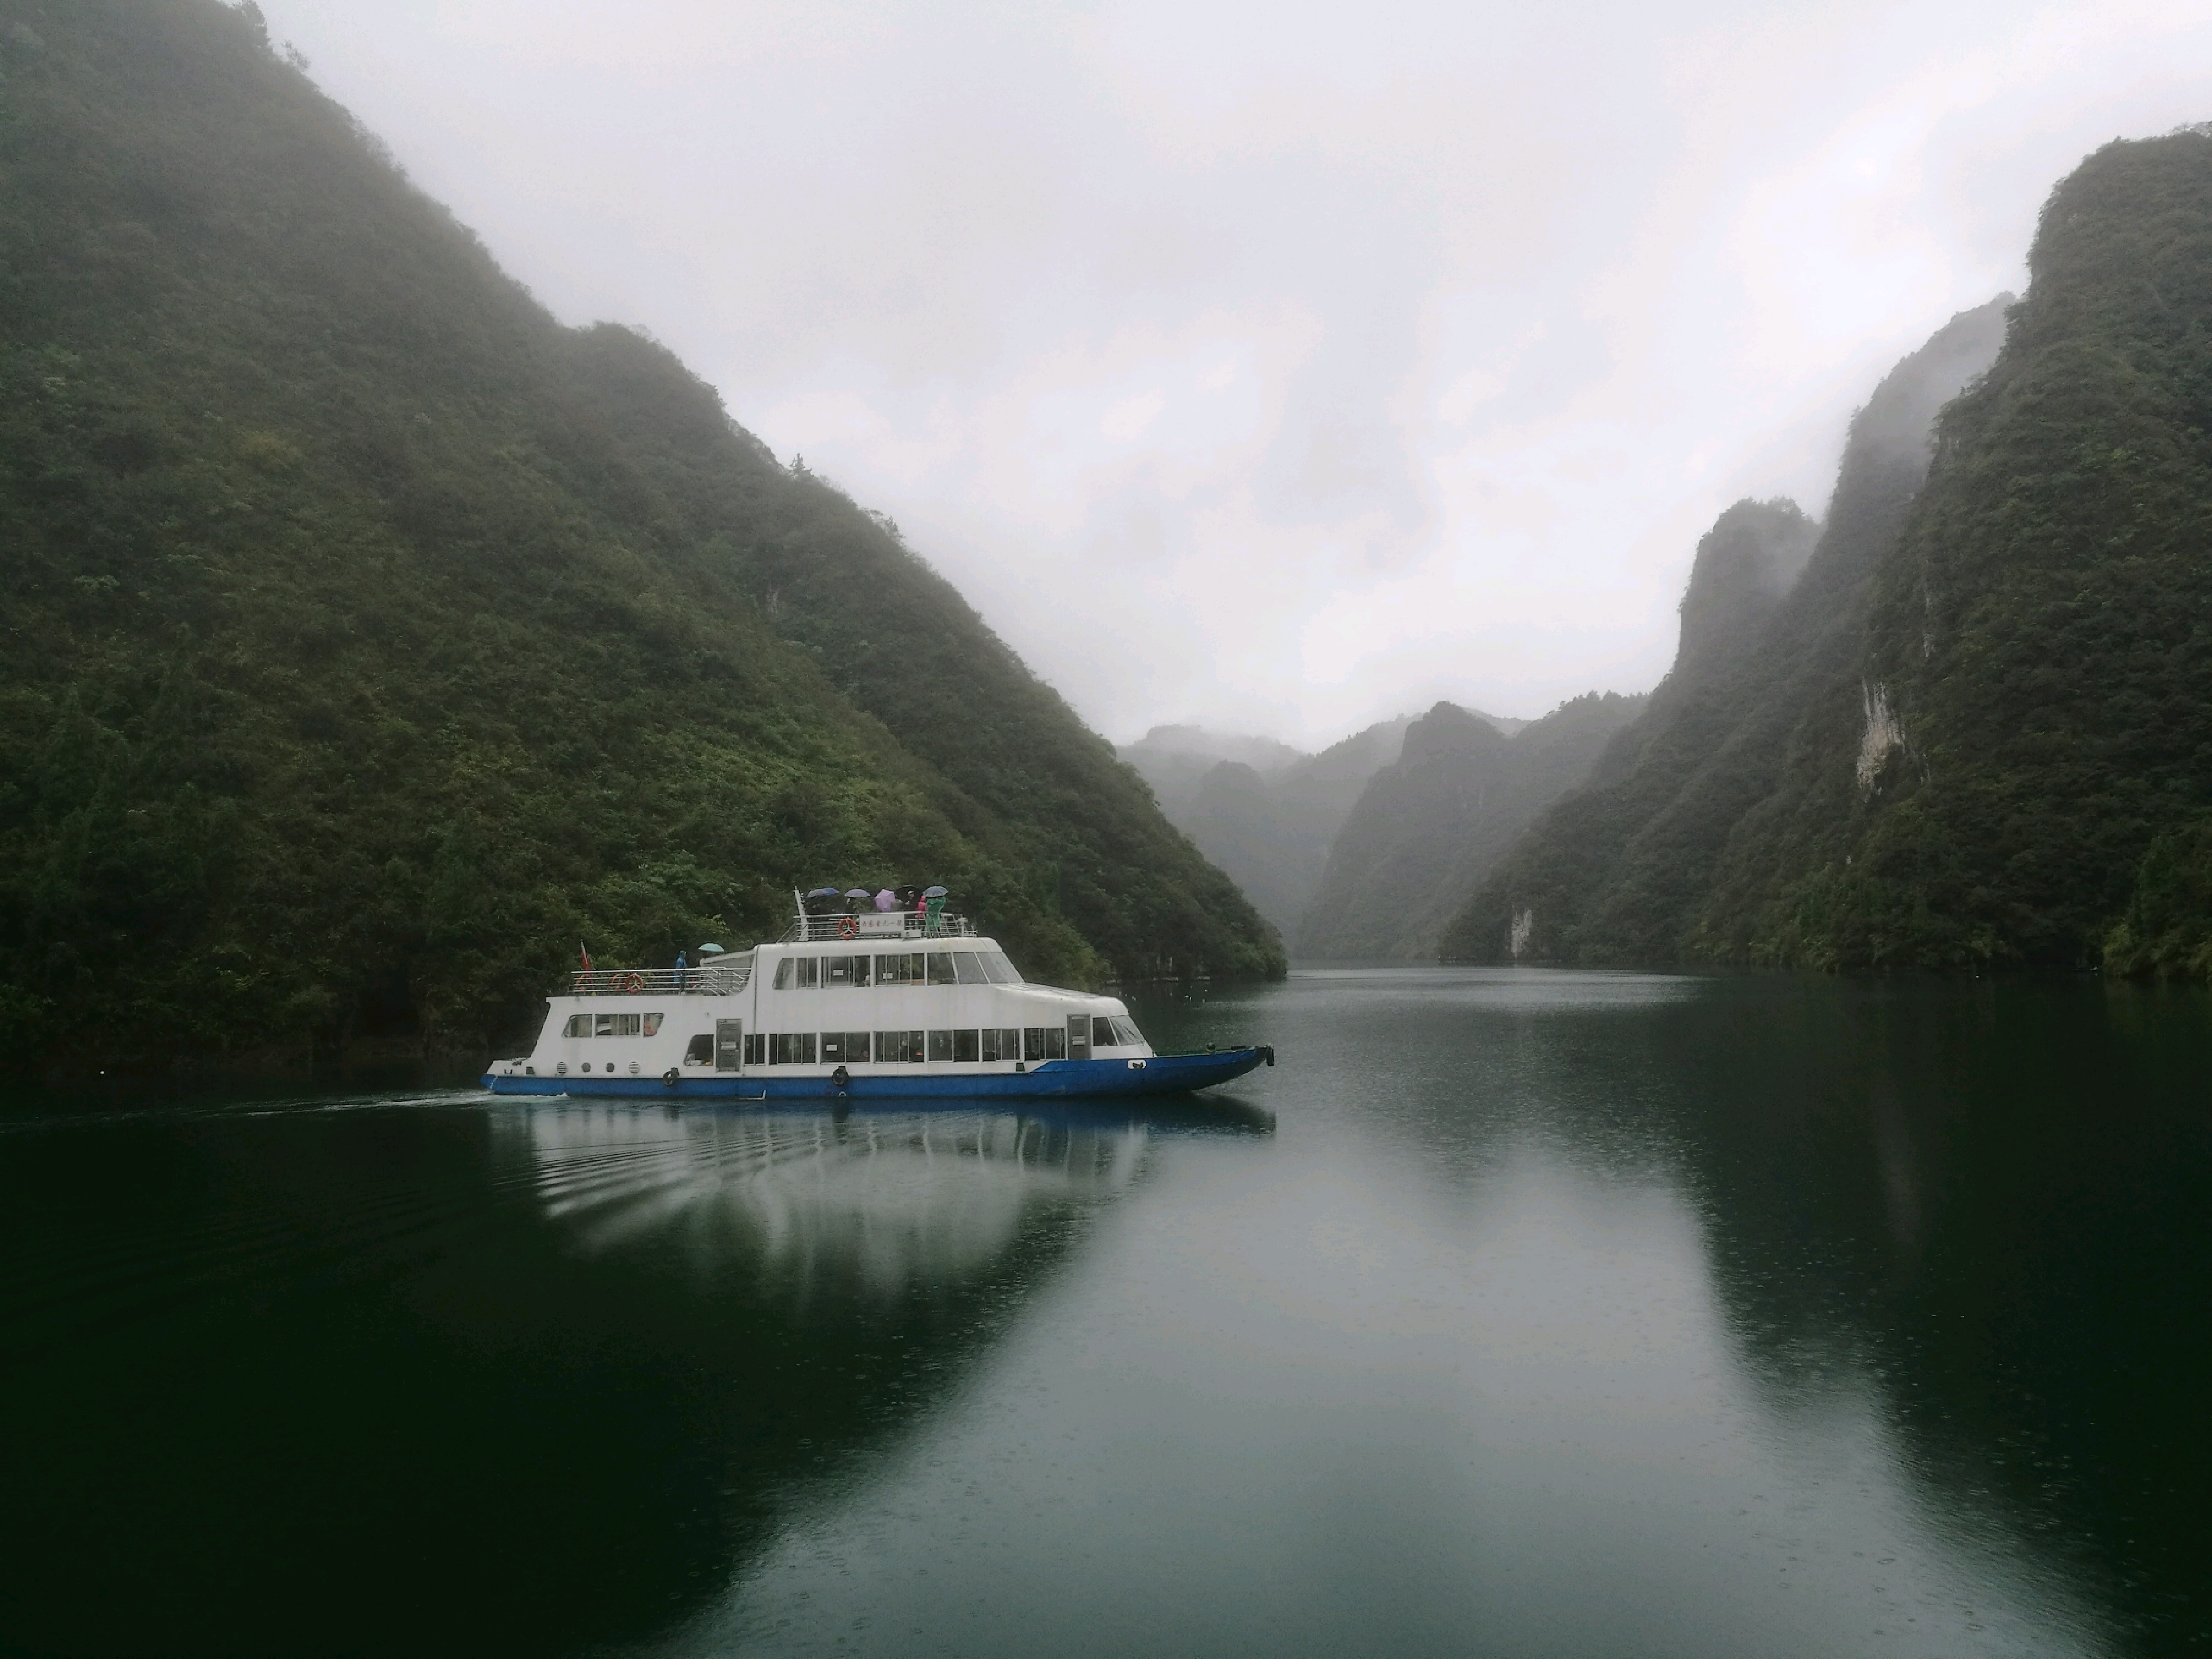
487,920,1153,1087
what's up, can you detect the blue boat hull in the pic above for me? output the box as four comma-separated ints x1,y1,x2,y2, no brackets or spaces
481,1046,1273,1101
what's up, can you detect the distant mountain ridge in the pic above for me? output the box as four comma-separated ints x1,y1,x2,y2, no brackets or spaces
1298,693,1646,960
1119,715,1432,937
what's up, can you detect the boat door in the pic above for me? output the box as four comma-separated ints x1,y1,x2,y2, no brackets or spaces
1066,1013,1090,1061
715,1020,744,1072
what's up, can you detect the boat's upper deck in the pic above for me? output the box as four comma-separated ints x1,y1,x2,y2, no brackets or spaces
562,915,1009,1000
785,909,978,943
567,957,755,997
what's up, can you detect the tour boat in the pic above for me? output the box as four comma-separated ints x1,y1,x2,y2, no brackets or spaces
481,895,1274,1100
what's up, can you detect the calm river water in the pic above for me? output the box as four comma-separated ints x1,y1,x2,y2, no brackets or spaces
3,969,2208,1657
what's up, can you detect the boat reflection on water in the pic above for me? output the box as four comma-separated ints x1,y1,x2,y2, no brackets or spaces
506,1098,1249,1297
0,1092,1269,1659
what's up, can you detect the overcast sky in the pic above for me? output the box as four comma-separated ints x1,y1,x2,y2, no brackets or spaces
263,0,2211,749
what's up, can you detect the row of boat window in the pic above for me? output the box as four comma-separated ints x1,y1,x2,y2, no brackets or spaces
772,950,1020,989
746,1028,1059,1065
563,1012,666,1038
569,1012,1143,1059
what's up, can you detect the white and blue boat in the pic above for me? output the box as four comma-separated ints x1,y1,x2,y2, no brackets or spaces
482,894,1273,1100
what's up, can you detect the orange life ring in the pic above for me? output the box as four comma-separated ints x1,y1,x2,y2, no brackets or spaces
614,970,645,994
837,915,859,939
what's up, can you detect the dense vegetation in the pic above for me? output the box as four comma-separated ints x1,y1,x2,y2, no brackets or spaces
0,0,1280,1075
1300,694,1643,959
1769,131,2212,970
2103,816,2212,977
1456,130,2212,973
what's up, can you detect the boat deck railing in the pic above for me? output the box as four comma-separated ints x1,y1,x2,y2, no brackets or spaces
783,910,977,943
567,964,753,996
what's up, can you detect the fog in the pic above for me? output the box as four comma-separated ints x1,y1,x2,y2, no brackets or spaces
262,0,2212,748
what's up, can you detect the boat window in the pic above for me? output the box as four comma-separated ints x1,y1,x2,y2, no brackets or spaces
925,1030,953,1061
769,1032,817,1065
773,958,791,990
643,1013,663,1037
979,1027,1020,1063
877,952,923,985
594,1013,615,1037
1092,1016,1116,1049
1111,1016,1143,1046
564,1015,591,1038
684,1033,713,1065
743,1034,765,1065
1023,1026,1066,1061
821,1031,871,1062
875,1030,923,1063
823,955,871,988
951,952,988,984
797,956,819,988
926,953,957,986
953,1029,979,1062
978,950,1022,984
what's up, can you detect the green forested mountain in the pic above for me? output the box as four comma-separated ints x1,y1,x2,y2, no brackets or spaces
1767,130,2212,970
0,0,1281,1074
1453,132,2212,971
1299,694,1643,959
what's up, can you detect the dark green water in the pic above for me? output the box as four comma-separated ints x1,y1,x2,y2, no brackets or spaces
3,969,2208,1658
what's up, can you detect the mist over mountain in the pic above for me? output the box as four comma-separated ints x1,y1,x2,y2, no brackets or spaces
1299,694,1646,960
1115,725,1309,825
1670,499,1821,693
0,0,1281,1074
1448,124,2212,971
1118,715,1427,937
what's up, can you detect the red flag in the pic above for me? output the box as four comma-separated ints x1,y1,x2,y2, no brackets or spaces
579,942,592,972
